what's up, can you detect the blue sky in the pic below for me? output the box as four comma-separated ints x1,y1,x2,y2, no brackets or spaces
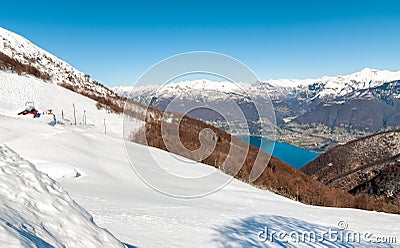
1,0,399,86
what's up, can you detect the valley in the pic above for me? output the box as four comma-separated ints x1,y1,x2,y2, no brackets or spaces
113,68,400,153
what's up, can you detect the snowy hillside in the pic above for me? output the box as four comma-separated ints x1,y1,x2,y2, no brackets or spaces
0,71,140,138
2,105,400,247
0,27,114,98
0,144,124,247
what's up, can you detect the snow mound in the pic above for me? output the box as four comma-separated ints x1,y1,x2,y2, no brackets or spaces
0,144,124,248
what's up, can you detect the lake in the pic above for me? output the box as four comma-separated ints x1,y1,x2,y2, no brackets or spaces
240,136,319,169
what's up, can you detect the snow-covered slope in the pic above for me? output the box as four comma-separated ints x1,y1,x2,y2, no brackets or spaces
2,106,400,247
0,26,114,98
0,71,141,139
0,144,124,247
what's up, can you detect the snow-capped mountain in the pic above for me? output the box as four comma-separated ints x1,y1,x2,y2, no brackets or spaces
113,68,400,131
112,79,250,105
259,68,400,99
113,68,400,101
0,27,115,98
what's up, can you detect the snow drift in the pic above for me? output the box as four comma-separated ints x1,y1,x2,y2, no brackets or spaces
0,144,124,247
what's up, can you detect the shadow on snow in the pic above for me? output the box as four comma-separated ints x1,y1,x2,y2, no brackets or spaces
212,215,392,248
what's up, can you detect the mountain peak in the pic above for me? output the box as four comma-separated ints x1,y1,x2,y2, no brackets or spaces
360,67,377,72
355,67,380,76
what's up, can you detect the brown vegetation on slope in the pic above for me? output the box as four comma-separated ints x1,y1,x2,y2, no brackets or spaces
350,162,400,207
129,105,400,213
301,131,400,183
302,130,400,209
0,52,50,80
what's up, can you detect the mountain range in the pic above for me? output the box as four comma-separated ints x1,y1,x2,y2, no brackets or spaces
113,68,400,134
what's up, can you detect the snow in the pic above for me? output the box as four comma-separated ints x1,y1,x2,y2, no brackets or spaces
263,68,400,88
2,116,400,247
0,144,124,247
0,26,112,97
0,71,399,247
0,71,142,139
113,67,400,102
262,67,400,100
112,79,250,103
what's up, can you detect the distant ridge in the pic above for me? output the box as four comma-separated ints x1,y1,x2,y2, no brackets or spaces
113,67,400,132
301,130,400,208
